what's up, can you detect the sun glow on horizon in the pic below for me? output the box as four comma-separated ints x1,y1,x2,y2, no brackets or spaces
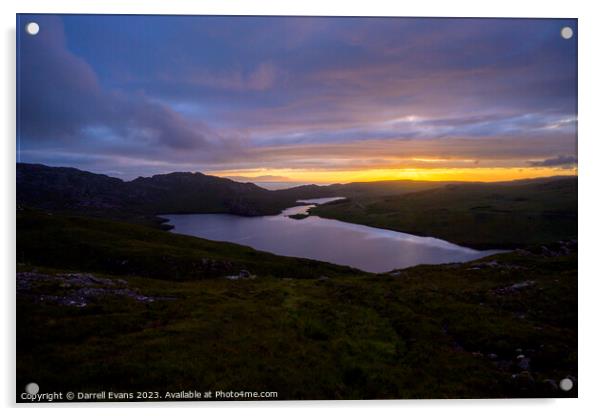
210,167,577,185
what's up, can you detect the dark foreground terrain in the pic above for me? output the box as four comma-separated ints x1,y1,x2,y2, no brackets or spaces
16,165,578,400
17,210,577,400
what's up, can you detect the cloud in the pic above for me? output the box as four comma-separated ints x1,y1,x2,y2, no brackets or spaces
196,134,576,174
529,155,578,167
18,15,577,179
169,62,282,92
224,175,292,182
18,16,219,152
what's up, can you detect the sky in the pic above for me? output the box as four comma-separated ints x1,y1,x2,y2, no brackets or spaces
17,14,577,185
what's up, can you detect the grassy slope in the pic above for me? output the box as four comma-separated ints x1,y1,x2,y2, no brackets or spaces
311,177,577,249
17,211,577,399
17,210,361,280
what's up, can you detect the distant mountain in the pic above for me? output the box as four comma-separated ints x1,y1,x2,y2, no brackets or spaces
17,164,129,211
16,163,577,226
16,163,306,218
16,163,449,221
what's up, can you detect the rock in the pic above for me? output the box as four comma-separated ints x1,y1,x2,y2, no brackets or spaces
509,281,534,290
493,281,534,295
487,353,498,360
318,276,330,281
16,271,170,307
516,354,525,360
225,270,256,280
537,241,577,257
224,275,240,280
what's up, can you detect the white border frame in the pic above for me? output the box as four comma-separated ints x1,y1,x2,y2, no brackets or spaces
3,1,601,415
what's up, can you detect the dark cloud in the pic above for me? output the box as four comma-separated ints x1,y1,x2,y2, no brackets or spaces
529,155,578,167
225,175,291,183
19,16,215,151
17,15,577,178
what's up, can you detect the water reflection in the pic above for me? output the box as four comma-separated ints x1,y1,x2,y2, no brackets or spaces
162,198,501,273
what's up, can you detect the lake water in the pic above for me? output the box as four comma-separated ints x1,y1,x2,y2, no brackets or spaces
162,197,501,273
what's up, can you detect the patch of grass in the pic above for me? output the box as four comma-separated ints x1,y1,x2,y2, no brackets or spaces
17,252,577,399
311,178,577,249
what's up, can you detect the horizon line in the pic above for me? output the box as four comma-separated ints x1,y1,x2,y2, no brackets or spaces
16,162,578,190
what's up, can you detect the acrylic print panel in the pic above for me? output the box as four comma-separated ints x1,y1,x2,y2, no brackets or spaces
16,14,577,402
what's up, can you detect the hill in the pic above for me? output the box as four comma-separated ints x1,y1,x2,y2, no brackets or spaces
310,177,577,249
16,163,308,225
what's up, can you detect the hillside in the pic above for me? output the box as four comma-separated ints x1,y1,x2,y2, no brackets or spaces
311,177,577,249
16,210,577,399
17,209,362,280
16,164,307,222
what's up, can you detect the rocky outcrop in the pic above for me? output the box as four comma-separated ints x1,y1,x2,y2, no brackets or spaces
17,272,175,307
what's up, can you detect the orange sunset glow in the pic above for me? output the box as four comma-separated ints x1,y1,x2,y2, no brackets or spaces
18,16,577,185
212,167,576,185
